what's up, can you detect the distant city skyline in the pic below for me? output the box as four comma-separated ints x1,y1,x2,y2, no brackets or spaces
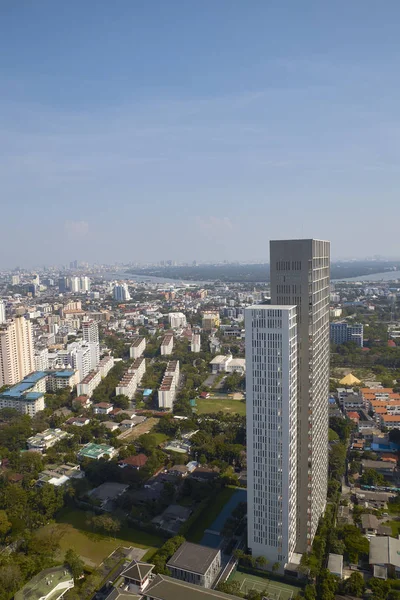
2,2,400,266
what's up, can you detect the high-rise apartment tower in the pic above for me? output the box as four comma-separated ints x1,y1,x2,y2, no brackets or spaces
246,306,298,567
270,239,330,552
0,317,35,387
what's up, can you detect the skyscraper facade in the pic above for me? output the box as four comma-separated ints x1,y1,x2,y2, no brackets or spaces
0,317,34,387
270,239,330,552
0,300,5,325
246,306,298,567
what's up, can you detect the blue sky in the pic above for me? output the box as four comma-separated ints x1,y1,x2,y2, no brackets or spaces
1,1,400,267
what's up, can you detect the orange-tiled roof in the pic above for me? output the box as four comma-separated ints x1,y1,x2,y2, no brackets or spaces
374,407,388,414
361,388,394,395
347,411,360,420
382,414,400,422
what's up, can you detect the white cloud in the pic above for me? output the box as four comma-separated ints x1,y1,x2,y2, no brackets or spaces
64,220,89,238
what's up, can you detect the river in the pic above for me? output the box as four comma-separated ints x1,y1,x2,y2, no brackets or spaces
334,271,400,283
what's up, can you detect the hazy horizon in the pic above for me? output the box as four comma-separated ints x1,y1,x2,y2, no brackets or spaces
2,1,400,267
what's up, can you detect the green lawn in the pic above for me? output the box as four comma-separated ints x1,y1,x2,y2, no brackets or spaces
47,508,164,566
387,502,400,515
186,487,237,542
196,396,246,416
230,570,301,600
387,520,400,537
150,432,169,444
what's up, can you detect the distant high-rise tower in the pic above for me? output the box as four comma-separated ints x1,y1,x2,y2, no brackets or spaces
270,239,330,552
82,320,100,369
0,317,34,386
113,283,131,302
0,300,5,325
246,305,298,568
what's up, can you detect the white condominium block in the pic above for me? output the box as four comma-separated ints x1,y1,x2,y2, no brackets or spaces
246,305,298,568
160,334,174,356
129,336,146,359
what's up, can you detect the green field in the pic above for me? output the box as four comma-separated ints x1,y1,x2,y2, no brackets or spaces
45,508,164,566
230,571,301,600
186,487,237,542
196,396,246,416
387,519,400,537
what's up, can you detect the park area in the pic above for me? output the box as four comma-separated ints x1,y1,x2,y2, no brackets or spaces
230,571,300,600
43,508,163,567
196,393,246,416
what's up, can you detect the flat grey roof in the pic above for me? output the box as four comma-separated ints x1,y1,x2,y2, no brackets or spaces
370,536,400,568
327,553,343,575
166,542,219,575
145,574,239,600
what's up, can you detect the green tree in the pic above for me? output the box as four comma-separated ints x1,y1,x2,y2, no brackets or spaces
0,510,11,539
343,571,365,597
216,580,242,595
65,548,84,581
303,584,317,600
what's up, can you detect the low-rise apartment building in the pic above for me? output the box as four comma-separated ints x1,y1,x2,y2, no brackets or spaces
115,370,137,399
77,369,101,397
129,336,146,359
160,334,174,356
47,369,78,391
158,361,179,409
98,355,114,378
27,428,70,452
132,357,146,385
209,354,246,374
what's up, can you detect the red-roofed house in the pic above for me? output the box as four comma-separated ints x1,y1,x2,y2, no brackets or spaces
347,411,360,423
119,454,148,470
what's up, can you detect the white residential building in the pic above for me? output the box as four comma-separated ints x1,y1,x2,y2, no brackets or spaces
99,355,114,378
209,354,246,374
34,348,49,371
0,371,47,416
129,336,146,359
0,317,34,387
82,320,99,343
160,334,174,356
246,305,298,568
168,312,187,329
158,360,179,409
131,357,146,385
27,428,70,452
116,370,138,399
77,369,101,397
191,333,201,353
58,342,96,380
47,370,78,391
0,300,5,324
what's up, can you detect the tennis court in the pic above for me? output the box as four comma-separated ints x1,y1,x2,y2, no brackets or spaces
231,571,298,600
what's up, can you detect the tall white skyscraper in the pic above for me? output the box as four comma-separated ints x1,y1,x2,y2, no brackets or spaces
113,283,131,302
0,317,34,386
246,306,298,568
0,300,5,325
270,239,330,552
